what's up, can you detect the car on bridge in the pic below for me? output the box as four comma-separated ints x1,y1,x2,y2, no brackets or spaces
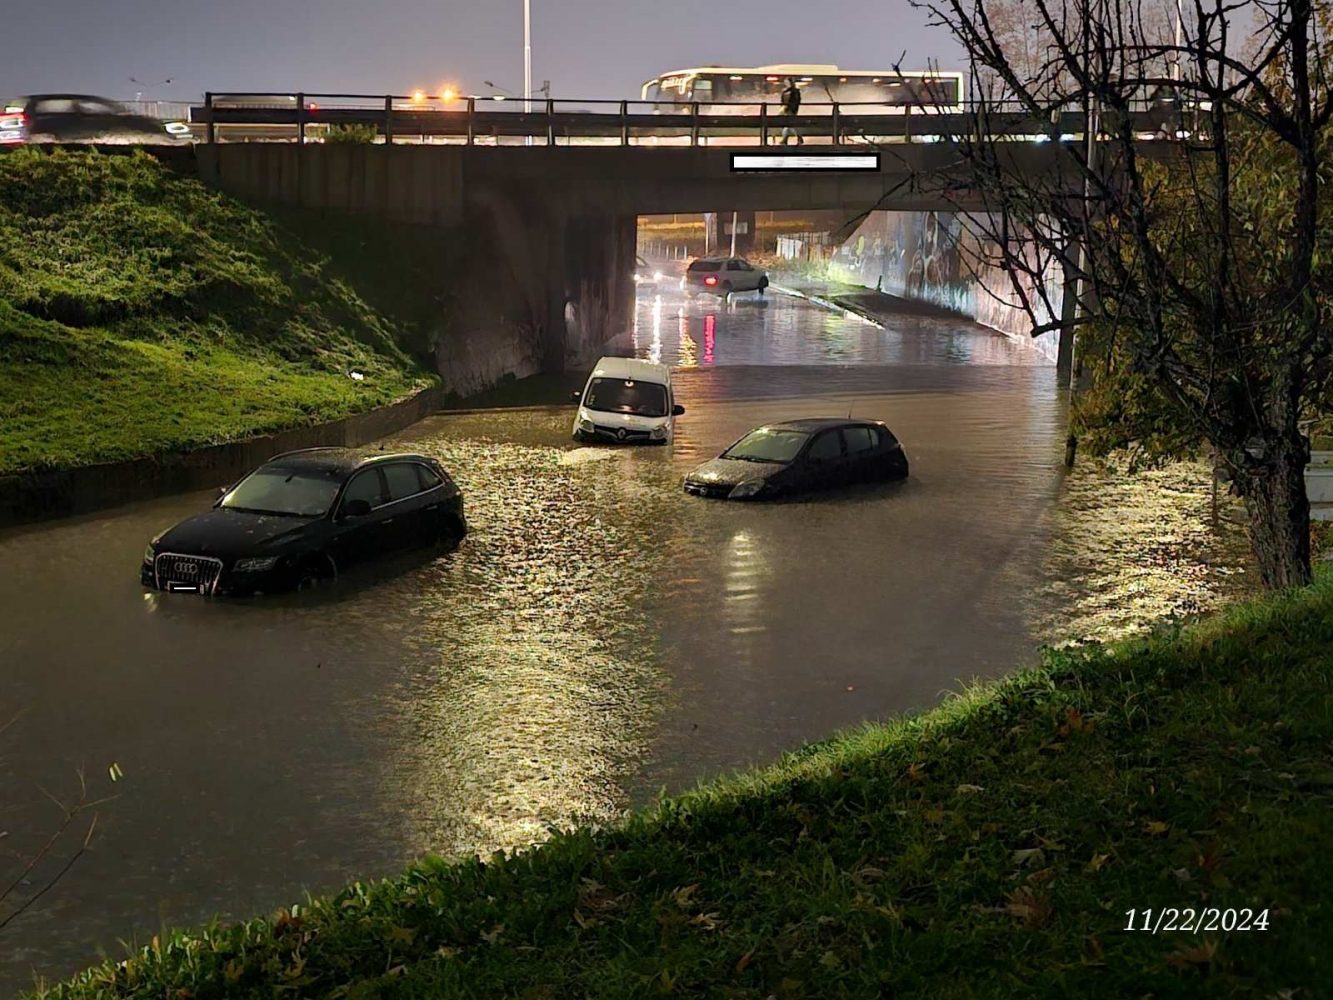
1,94,190,145
683,256,769,297
683,418,908,499
141,448,466,596
572,357,685,444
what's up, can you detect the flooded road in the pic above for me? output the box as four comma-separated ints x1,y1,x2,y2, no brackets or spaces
0,281,1251,988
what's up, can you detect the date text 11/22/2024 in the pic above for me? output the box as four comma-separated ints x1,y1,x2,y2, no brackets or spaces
1124,908,1270,934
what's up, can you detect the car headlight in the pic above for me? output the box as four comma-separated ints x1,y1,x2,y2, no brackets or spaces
234,556,279,572
143,544,156,565
578,418,594,432
650,425,668,439
728,479,766,499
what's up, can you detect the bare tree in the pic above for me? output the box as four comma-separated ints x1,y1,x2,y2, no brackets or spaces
908,0,1333,588
0,712,116,934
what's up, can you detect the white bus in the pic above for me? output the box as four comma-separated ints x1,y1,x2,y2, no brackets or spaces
641,64,966,114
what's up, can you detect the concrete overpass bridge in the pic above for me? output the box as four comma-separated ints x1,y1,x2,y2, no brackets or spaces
182,97,1175,376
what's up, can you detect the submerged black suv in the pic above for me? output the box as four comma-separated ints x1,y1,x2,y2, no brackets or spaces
141,448,466,595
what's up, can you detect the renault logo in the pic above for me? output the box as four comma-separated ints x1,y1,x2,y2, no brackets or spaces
617,428,627,440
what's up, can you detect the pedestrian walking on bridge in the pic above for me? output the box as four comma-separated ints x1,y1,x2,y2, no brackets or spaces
780,77,803,145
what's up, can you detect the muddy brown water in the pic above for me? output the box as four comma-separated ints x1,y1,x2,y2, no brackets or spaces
0,283,1250,988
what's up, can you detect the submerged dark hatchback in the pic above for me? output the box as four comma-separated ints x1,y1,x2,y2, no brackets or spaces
683,419,908,500
142,448,466,595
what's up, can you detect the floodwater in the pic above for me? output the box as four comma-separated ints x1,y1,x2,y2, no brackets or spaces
0,278,1251,989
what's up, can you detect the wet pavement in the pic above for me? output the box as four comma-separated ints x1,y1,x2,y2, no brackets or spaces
0,278,1251,989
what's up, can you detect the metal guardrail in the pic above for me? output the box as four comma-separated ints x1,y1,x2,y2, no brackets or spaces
189,92,1188,146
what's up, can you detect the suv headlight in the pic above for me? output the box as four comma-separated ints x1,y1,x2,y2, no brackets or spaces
143,544,155,565
728,479,765,499
650,425,667,439
578,417,594,432
234,556,279,572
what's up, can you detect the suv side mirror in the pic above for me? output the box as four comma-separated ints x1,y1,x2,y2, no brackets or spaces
340,498,372,519
672,404,686,416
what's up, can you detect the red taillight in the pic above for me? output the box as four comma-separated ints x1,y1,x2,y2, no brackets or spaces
703,275,718,286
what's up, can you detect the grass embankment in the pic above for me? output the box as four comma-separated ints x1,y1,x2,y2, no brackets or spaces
42,579,1333,998
0,148,447,476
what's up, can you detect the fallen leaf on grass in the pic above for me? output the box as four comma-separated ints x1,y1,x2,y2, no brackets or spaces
1144,820,1171,836
1165,939,1219,970
1084,853,1112,873
956,783,984,794
1011,847,1046,868
1058,708,1096,737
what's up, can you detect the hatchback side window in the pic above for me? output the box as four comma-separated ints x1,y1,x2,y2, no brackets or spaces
341,469,385,509
843,426,876,454
807,430,843,461
725,260,743,271
383,463,422,502
34,99,78,114
876,426,899,448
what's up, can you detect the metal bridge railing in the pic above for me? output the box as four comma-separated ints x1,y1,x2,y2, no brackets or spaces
189,92,1188,146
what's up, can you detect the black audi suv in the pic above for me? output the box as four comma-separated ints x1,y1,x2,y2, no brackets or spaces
142,448,466,596
683,419,908,500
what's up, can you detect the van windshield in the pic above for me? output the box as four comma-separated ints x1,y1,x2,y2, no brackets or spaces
583,377,668,418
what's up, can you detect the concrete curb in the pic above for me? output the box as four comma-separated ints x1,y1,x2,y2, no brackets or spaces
769,283,886,326
0,384,449,529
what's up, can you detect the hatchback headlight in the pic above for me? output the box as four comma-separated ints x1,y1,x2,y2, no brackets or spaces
728,479,765,499
650,425,668,439
234,556,279,572
578,418,594,432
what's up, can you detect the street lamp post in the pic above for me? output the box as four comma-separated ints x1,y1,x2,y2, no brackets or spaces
524,0,532,145
524,0,532,113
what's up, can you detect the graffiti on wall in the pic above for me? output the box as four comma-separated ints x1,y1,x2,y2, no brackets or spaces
829,211,1062,361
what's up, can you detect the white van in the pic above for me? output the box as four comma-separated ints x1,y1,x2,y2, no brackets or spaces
571,357,684,445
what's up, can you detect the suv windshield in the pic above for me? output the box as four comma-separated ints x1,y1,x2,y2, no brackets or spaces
221,468,342,517
723,428,810,464
583,377,669,417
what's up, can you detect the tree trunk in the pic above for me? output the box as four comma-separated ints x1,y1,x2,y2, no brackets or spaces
1240,432,1313,590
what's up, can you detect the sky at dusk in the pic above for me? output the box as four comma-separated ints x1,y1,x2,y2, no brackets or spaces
2,0,965,103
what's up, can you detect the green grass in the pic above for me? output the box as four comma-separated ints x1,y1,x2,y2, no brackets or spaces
37,575,1333,998
0,148,439,474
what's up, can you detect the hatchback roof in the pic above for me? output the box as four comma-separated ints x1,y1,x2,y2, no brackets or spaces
263,447,432,474
763,418,887,433
590,356,671,382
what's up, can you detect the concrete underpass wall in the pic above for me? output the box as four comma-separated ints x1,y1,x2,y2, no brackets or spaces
193,145,633,390
829,211,1063,361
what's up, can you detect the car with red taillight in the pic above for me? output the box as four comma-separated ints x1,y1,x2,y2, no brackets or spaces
1,95,189,145
682,256,769,297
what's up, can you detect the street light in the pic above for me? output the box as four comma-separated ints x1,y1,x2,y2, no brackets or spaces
129,76,172,102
